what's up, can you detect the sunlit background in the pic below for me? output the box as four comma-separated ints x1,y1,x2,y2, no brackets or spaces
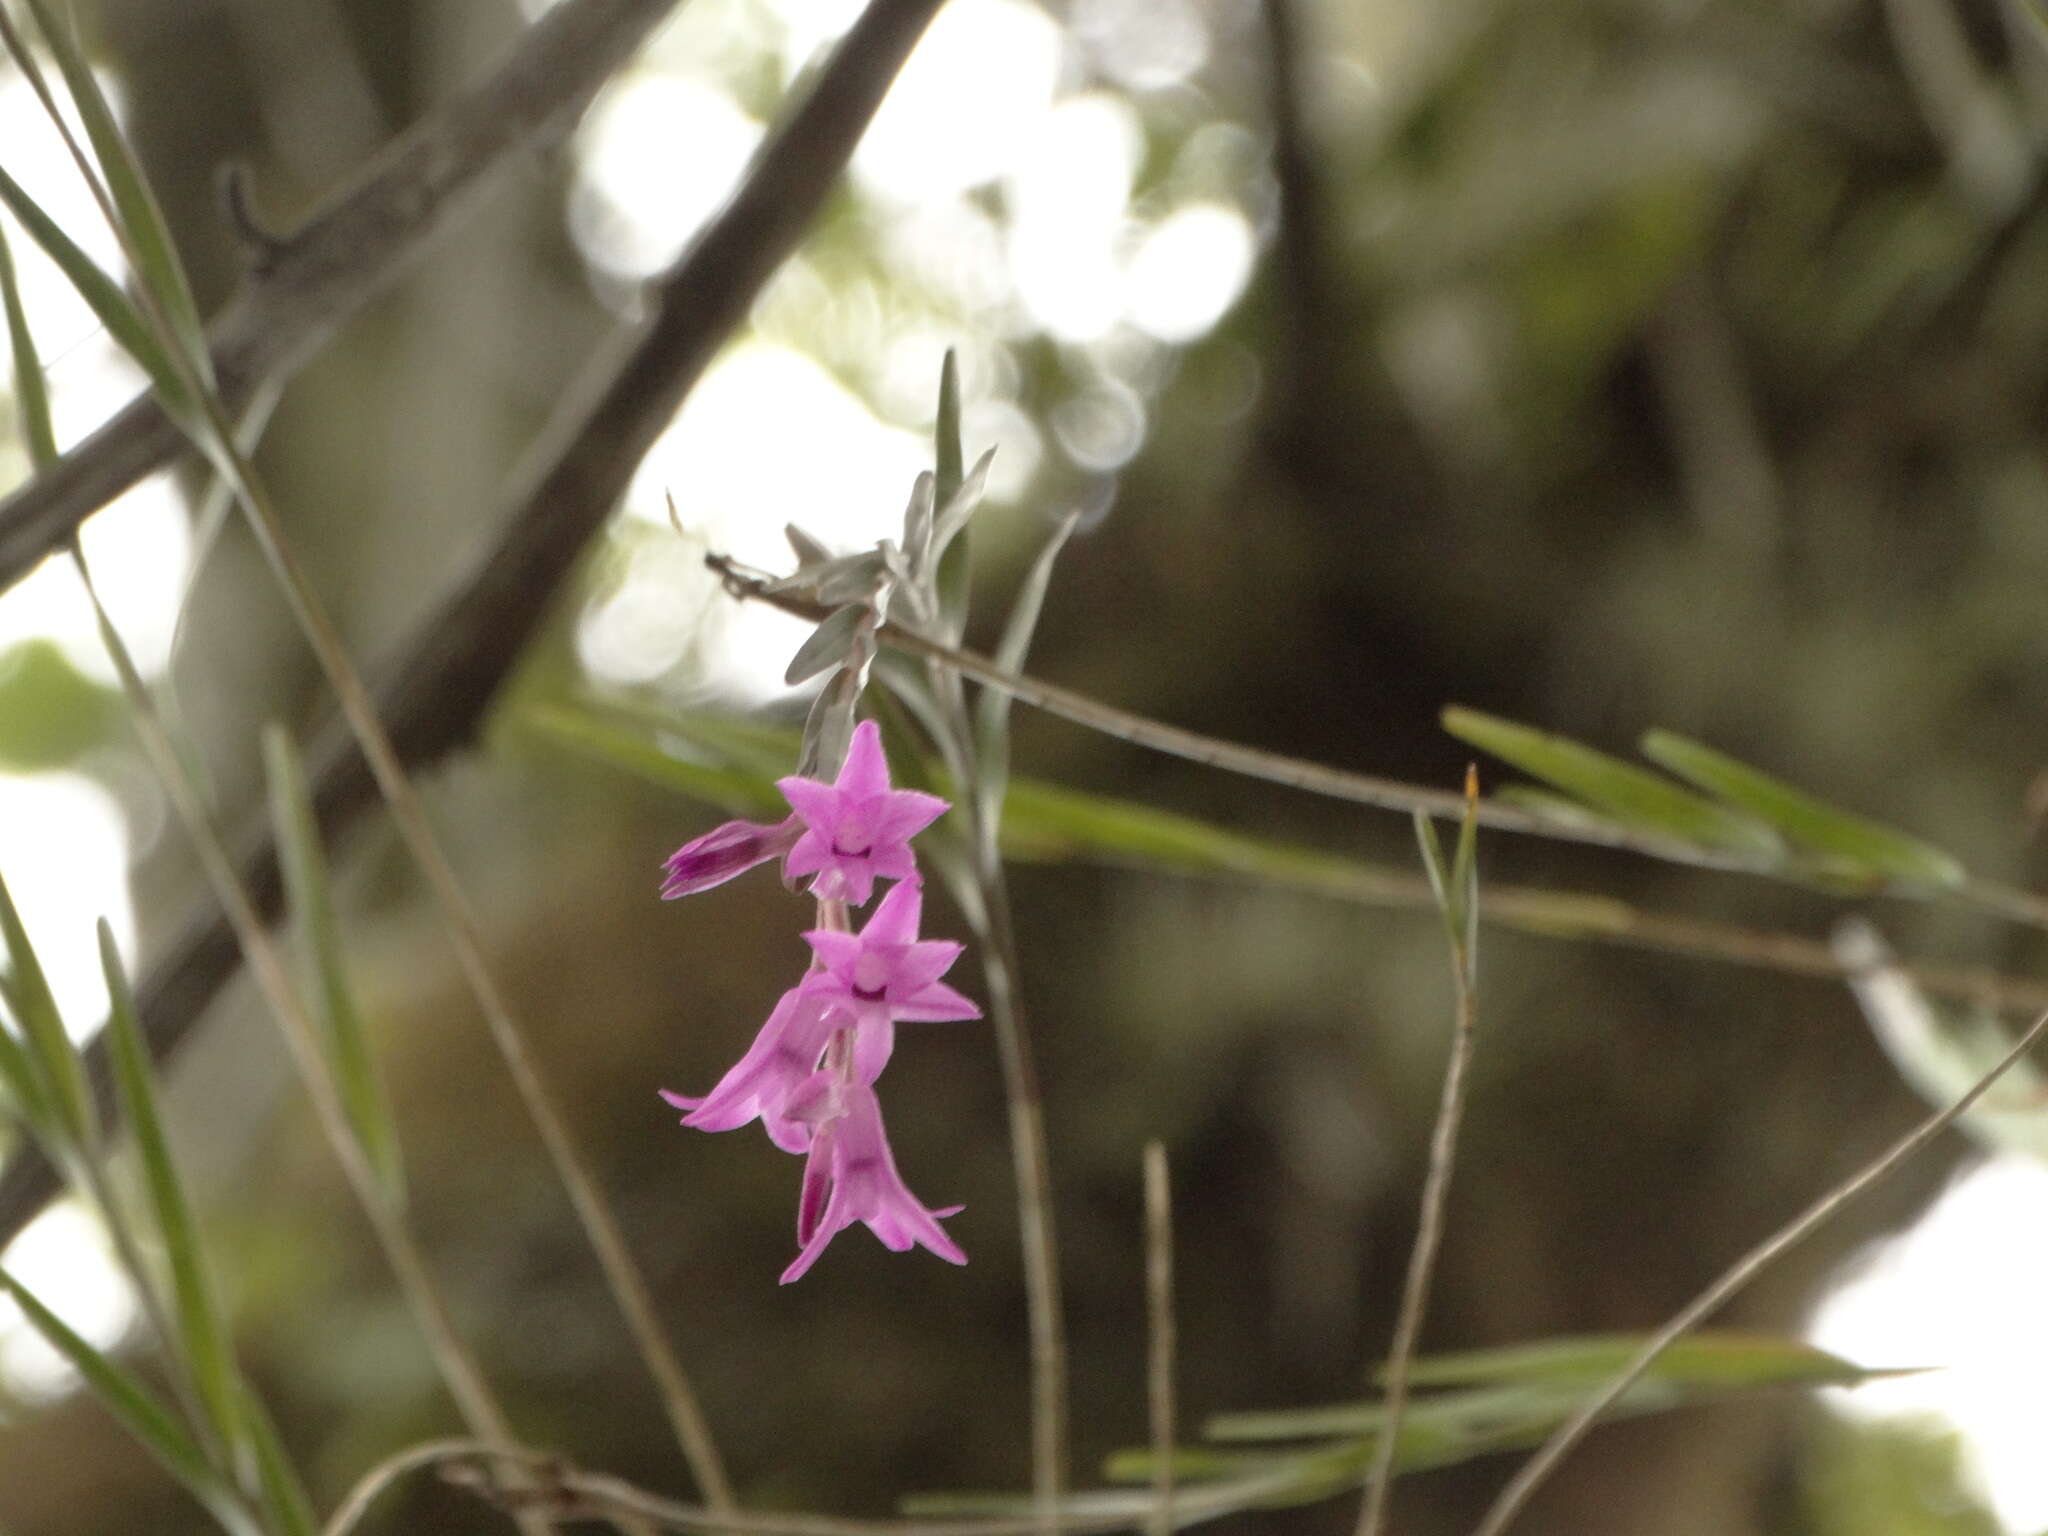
4,0,2048,1530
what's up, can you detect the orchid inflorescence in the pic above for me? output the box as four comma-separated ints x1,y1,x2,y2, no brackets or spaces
659,719,980,1282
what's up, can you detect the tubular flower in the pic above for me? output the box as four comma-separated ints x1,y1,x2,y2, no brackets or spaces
779,1074,965,1283
778,720,948,905
797,879,980,1073
659,989,853,1153
660,815,802,900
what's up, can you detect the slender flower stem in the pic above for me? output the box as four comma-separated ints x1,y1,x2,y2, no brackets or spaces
1468,1000,2048,1536
1355,949,1478,1536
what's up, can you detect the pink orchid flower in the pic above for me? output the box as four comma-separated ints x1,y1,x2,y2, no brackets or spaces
797,880,980,1072
658,989,855,1153
660,815,802,900
780,1074,965,1283
777,720,947,906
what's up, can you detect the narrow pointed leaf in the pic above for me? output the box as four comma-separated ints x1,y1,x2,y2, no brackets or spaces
0,867,91,1145
1382,1330,1884,1389
0,160,183,410
0,219,57,466
263,728,405,1201
1442,707,1784,859
974,510,1079,824
0,1266,219,1494
20,0,210,381
1640,730,1965,887
0,988,52,1132
242,1383,318,1536
784,603,864,685
99,920,251,1468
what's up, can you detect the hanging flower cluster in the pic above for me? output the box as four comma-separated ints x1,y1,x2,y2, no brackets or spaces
659,720,978,1282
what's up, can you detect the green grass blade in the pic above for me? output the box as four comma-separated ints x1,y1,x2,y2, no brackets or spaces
1442,707,1784,860
99,920,251,1470
0,867,92,1145
19,0,210,382
1640,730,1966,887
0,160,184,411
0,1265,219,1495
262,727,405,1202
1384,1330,1884,1389
0,987,53,1133
241,1382,317,1536
0,218,57,466
973,510,1079,825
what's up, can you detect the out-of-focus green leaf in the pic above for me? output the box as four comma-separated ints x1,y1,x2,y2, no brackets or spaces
20,0,210,382
263,728,404,1201
0,984,53,1132
0,638,121,771
1835,918,2048,1161
0,1266,220,1499
1641,729,1965,887
1443,706,1783,859
1383,1331,1885,1390
0,161,183,411
933,351,971,632
242,1384,317,1536
0,866,90,1145
0,217,57,466
99,920,251,1473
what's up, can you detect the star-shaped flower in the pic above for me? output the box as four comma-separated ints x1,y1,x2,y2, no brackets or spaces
777,720,947,905
796,880,979,1071
660,815,802,900
779,1074,965,1283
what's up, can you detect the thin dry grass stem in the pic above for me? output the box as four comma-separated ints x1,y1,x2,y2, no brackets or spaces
69,551,549,1536
1357,782,1483,1536
921,648,1069,1518
208,437,734,1509
1468,1000,2048,1536
370,1443,1303,1536
1141,1141,1176,1536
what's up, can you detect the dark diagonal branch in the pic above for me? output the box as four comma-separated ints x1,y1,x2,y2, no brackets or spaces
0,0,946,1249
0,0,684,591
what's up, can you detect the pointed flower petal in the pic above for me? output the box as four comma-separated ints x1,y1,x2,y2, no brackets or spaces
773,721,948,906
777,1079,965,1283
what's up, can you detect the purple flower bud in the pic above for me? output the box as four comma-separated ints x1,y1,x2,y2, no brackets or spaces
660,815,802,900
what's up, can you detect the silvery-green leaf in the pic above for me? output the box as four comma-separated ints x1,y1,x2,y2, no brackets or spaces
900,471,936,579
797,670,858,781
785,604,864,685
785,523,832,570
929,445,997,566
974,510,1079,831
809,550,889,605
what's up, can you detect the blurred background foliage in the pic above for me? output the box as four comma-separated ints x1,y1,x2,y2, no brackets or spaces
2,0,2047,1530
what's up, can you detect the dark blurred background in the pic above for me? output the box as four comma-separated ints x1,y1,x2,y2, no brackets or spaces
2,0,2046,1530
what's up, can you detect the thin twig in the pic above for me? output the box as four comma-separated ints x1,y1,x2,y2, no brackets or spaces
1467,1000,2048,1536
1141,1141,1176,1536
712,558,2048,914
0,0,687,590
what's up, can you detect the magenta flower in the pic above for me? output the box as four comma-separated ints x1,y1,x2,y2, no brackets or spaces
797,880,980,1071
779,1074,965,1283
661,815,802,900
778,720,947,905
659,989,858,1153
